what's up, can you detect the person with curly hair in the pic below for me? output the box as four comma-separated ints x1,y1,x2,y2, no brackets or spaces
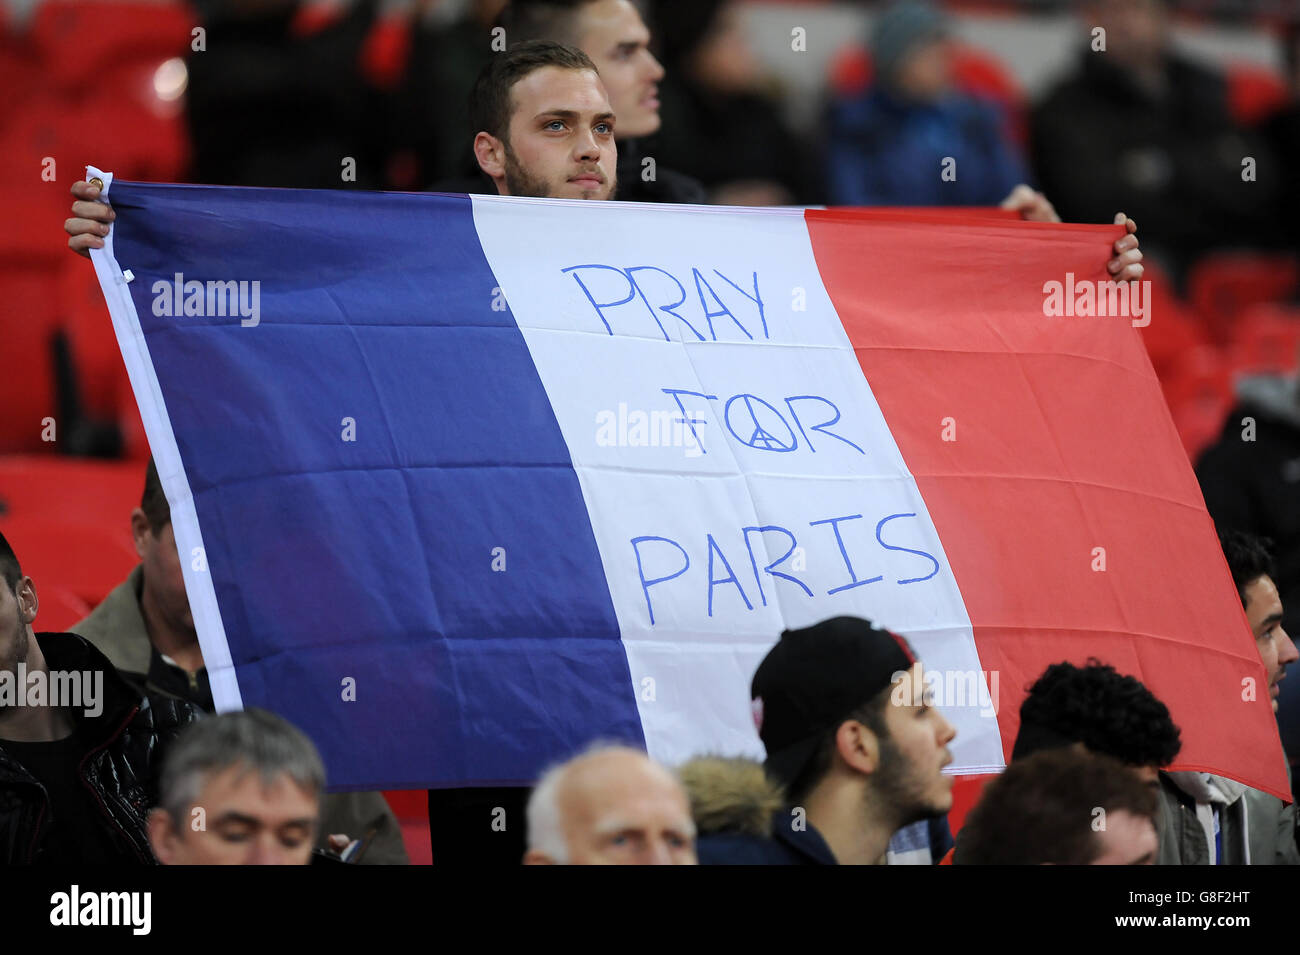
1010,659,1182,780
997,658,1297,865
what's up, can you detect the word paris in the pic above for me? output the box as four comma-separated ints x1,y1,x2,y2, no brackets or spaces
151,272,261,327
0,664,103,717
1042,274,1152,327
632,511,939,625
50,886,151,935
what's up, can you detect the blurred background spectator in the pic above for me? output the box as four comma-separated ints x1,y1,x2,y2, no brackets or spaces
650,0,821,205
1031,0,1278,286
826,0,1027,207
185,0,392,188
397,0,502,189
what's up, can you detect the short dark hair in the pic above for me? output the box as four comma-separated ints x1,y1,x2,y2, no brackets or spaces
0,530,21,594
468,40,599,141
141,457,171,535
785,684,891,805
1012,659,1181,768
957,747,1158,865
497,0,597,48
1218,529,1275,609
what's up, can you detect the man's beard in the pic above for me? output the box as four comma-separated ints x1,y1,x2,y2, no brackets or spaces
503,144,616,200
867,734,945,829
0,597,30,698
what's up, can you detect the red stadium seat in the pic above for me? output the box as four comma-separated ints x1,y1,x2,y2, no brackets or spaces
59,255,129,423
1161,345,1235,460
0,515,138,608
34,584,93,634
1187,253,1299,346
29,0,196,96
1226,304,1300,377
116,375,151,463
1226,61,1289,127
360,13,412,91
0,456,143,529
1134,260,1209,385
0,234,63,454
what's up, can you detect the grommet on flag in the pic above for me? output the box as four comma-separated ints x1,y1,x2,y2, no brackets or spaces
89,177,104,191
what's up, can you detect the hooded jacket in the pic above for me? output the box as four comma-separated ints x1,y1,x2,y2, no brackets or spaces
684,756,836,864
0,632,201,865
682,755,953,865
73,565,410,864
1156,769,1299,865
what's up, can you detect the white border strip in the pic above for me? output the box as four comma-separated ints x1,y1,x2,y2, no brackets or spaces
84,165,243,713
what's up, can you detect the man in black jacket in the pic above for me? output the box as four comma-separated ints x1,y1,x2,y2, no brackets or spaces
1030,0,1275,283
0,530,201,865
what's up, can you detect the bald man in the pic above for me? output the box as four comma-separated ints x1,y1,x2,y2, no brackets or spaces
523,744,697,865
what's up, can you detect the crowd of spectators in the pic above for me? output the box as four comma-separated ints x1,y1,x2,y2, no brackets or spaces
3,0,1299,865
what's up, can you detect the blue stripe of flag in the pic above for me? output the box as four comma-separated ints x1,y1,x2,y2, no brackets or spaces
111,183,644,788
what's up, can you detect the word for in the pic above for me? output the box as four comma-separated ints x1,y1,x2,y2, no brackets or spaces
631,511,940,625
151,272,261,327
1041,273,1151,327
563,264,767,341
0,664,102,717
660,388,864,456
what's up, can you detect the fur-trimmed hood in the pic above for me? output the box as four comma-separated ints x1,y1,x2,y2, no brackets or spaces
679,756,785,837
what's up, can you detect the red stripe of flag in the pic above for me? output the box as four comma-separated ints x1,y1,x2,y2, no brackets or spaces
806,209,1289,800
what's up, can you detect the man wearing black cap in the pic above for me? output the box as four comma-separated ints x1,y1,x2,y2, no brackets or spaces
691,616,956,864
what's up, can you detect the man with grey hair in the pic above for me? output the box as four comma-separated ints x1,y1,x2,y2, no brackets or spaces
148,708,326,865
523,743,697,865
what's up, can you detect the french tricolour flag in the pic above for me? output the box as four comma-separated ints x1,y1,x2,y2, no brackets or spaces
85,166,1289,799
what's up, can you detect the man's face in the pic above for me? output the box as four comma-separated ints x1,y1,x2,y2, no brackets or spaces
557,751,696,865
150,764,319,865
1243,574,1297,712
876,663,957,820
498,66,617,200
134,514,194,634
574,0,663,139
1091,809,1158,865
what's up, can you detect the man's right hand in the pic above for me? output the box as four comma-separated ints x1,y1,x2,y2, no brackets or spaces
65,180,115,258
